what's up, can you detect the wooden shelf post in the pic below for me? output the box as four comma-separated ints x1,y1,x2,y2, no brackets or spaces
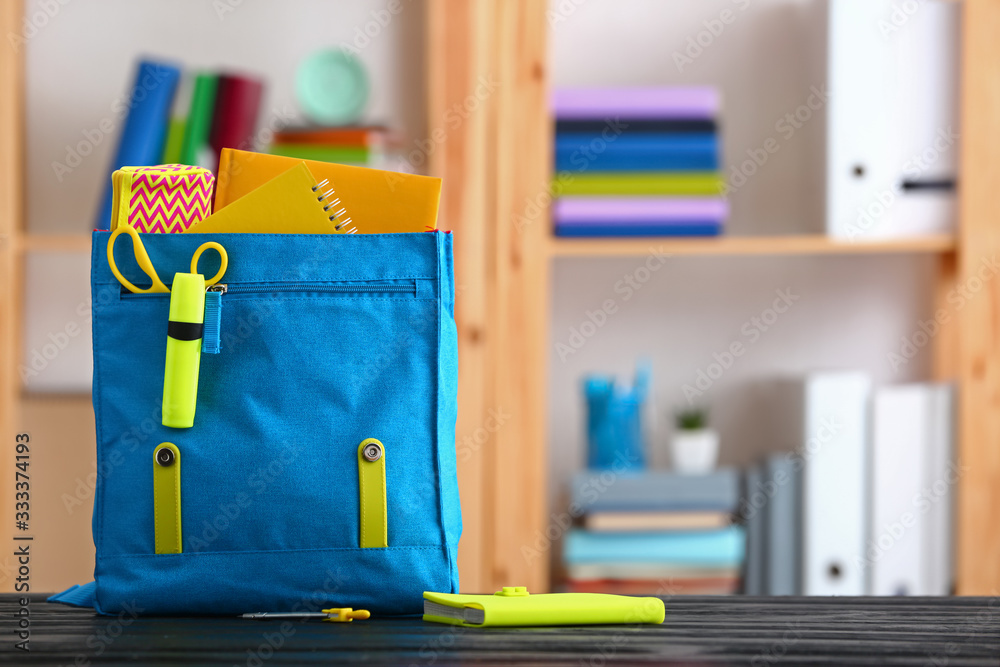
427,0,550,593
0,0,25,592
955,0,1000,595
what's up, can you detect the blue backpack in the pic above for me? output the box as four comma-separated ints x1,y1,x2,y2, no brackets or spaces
51,231,461,615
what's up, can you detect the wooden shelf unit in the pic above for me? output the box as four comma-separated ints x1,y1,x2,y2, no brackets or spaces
2,0,999,596
549,234,957,258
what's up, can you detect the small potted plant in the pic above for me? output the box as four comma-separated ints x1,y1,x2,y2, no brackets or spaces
670,408,719,474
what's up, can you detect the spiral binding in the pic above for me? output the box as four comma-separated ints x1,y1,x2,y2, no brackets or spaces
311,178,357,234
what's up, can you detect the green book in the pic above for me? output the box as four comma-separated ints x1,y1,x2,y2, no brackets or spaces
268,143,370,165
179,73,218,167
160,117,186,164
553,172,724,196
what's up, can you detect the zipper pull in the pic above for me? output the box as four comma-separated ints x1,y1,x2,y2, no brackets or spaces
202,284,225,354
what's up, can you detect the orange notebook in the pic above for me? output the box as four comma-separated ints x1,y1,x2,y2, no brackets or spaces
185,162,351,234
216,148,441,233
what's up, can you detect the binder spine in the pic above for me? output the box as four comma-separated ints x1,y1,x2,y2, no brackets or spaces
312,178,357,234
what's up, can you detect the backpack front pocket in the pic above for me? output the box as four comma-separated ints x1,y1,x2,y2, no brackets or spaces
98,278,443,557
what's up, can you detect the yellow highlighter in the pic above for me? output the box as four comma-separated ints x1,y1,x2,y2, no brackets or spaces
422,587,665,628
162,273,206,428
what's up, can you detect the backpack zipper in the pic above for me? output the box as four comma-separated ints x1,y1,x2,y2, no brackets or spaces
122,280,416,298
122,281,419,354
210,282,415,296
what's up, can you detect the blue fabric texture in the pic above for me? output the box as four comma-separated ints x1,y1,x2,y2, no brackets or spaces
87,231,461,615
47,581,98,607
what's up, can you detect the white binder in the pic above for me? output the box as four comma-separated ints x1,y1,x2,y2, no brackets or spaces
826,0,960,239
870,383,955,595
800,372,871,595
871,385,929,595
923,385,955,596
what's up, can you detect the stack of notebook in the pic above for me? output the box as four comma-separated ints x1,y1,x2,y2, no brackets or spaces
268,126,395,167
551,87,726,237
564,469,744,595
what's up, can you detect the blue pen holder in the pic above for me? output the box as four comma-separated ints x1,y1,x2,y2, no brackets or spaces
584,365,650,470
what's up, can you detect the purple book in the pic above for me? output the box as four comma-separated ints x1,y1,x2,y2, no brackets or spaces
554,197,729,223
553,87,719,120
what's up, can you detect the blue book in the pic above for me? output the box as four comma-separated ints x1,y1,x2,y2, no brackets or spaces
555,133,718,172
564,527,746,566
766,454,801,595
555,223,722,238
95,60,181,228
743,465,766,595
556,132,716,152
572,469,740,513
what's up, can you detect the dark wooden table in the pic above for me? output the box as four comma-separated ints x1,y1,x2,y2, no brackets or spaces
1,594,998,665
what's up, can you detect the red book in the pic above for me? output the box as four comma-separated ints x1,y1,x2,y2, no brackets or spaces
565,578,740,596
208,74,264,170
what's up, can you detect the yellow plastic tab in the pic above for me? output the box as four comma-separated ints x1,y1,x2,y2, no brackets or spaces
153,443,182,554
322,608,371,622
357,438,387,548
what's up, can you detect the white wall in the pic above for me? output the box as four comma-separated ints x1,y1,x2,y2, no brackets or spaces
21,0,425,390
547,0,939,507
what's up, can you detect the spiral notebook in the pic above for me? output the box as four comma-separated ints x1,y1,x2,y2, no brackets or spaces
184,162,356,234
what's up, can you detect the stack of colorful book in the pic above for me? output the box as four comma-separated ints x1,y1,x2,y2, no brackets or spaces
551,87,726,237
95,60,265,227
564,469,744,595
268,126,396,167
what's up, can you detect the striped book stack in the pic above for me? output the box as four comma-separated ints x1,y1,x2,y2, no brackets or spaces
552,87,727,237
563,469,745,595
269,126,393,167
